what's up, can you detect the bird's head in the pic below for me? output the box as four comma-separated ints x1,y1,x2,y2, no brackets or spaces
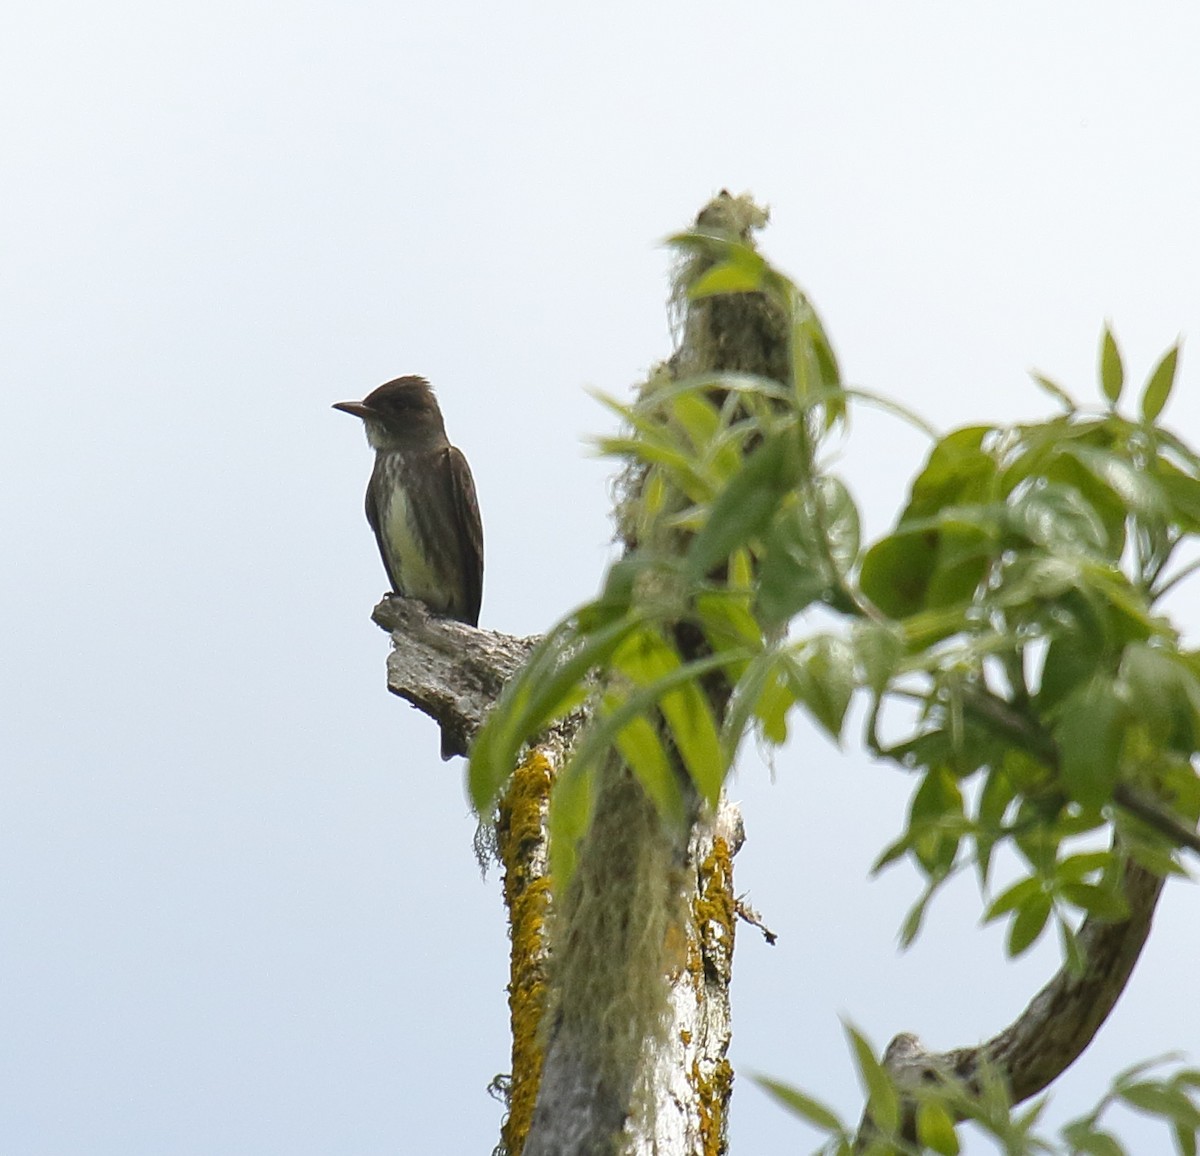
333,375,448,450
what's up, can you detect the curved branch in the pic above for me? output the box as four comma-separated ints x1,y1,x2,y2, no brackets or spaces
971,861,1164,1104
868,860,1166,1146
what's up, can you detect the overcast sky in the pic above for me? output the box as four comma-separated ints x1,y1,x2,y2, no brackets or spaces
4,3,1200,1153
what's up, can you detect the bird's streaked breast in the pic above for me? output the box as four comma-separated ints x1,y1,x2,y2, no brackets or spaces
376,469,455,613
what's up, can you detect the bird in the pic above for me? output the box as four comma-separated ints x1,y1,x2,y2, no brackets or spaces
334,375,483,756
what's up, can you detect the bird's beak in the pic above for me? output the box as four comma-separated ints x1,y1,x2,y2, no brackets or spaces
332,400,373,419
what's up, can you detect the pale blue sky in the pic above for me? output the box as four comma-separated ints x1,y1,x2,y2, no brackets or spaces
4,3,1200,1152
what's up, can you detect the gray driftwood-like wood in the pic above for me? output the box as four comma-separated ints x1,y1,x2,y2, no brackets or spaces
371,595,538,757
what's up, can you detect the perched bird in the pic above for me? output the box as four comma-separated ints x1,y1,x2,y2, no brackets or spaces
334,376,484,755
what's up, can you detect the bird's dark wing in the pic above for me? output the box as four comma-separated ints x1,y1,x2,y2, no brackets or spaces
445,445,484,626
365,462,402,593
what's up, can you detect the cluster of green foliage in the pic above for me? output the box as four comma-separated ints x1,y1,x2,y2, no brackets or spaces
468,225,1200,1150
758,1026,1200,1156
863,329,1200,961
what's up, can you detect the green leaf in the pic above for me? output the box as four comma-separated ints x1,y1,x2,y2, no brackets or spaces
1054,850,1114,882
818,475,862,575
977,762,1016,830
547,760,594,887
610,629,726,806
595,429,711,502
563,646,739,803
1057,915,1086,977
898,884,934,949
1176,1120,1198,1156
751,1075,846,1133
1030,372,1077,411
788,636,855,742
757,475,861,627
719,652,771,765
908,767,964,875
1120,643,1200,754
1013,1094,1049,1135
927,521,996,608
1156,425,1200,479
1040,448,1129,558
1000,746,1055,796
695,590,763,654
1002,552,1089,619
916,1098,960,1156
904,425,998,520
852,620,904,695
845,1024,899,1137
899,604,975,651
1062,444,1169,523
861,510,1000,621
985,874,1043,922
756,500,829,627
1007,890,1052,956
790,293,842,409
871,832,912,875
1142,342,1181,424
752,658,792,746
1101,326,1125,406
1006,482,1109,556
1120,1080,1200,1126
753,667,792,749
687,246,767,298
1060,1124,1125,1156
686,434,791,578
1052,677,1128,808
860,529,938,619
669,391,722,454
1078,561,1160,647
1120,830,1188,879
1155,461,1200,534
910,764,963,824
1057,881,1130,921
1036,594,1106,713
583,557,654,631
975,764,1016,887
608,706,685,828
659,677,725,807
1112,1053,1186,1088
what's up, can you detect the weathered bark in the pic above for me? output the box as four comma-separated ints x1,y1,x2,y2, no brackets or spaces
641,803,743,1156
371,603,742,1156
519,777,743,1156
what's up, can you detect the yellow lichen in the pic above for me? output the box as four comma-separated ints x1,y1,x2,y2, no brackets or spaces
695,1057,735,1156
496,752,555,1156
693,836,736,984
696,837,735,938
690,836,736,1155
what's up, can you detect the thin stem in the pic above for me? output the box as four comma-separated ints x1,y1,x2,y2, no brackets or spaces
1151,552,1200,600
